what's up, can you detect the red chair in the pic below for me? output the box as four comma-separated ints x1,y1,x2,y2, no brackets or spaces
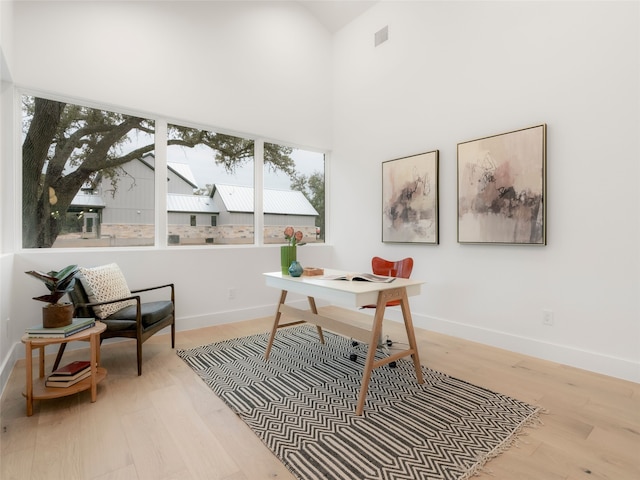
352,257,414,366
362,256,414,308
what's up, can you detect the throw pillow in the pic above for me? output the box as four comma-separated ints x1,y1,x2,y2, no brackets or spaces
79,263,136,319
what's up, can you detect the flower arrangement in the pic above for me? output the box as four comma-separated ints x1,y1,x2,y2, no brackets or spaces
284,226,304,246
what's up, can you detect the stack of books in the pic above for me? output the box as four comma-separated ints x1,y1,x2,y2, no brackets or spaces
25,317,95,338
25,318,96,338
46,360,91,388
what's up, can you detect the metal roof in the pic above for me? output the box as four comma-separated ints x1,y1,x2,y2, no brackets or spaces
167,194,218,213
70,192,106,208
214,184,318,216
167,162,198,188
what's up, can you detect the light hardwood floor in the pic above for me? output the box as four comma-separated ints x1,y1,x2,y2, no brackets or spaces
1,306,639,480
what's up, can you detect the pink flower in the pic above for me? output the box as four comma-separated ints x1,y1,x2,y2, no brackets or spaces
284,226,304,246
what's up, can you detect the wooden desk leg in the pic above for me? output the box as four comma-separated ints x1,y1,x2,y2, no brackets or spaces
356,292,387,416
265,290,287,360
25,341,34,417
90,332,98,402
400,290,424,384
307,297,325,344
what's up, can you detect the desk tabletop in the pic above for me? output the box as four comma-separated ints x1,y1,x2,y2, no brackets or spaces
264,270,423,308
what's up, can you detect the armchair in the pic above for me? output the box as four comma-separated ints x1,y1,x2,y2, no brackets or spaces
54,263,175,376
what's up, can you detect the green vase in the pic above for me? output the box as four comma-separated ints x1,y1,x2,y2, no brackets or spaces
280,245,297,275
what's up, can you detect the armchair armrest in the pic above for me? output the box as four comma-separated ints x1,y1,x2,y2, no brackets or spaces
130,283,174,295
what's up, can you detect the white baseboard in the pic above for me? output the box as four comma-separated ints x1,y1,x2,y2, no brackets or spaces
0,341,20,399
393,310,640,384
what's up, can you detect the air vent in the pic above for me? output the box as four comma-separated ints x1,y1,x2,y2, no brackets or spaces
374,25,388,47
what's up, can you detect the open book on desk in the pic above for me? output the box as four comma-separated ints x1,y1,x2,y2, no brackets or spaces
322,273,395,283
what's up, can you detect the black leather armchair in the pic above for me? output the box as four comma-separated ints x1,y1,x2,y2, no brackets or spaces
54,273,175,376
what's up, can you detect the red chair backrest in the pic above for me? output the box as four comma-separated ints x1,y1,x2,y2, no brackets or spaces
371,257,413,279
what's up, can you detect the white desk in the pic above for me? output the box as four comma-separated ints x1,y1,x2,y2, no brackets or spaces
263,270,425,415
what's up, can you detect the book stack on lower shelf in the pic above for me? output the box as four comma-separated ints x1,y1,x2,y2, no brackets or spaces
25,317,95,338
45,360,91,388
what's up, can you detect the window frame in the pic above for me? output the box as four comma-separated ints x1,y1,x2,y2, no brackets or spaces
17,89,329,250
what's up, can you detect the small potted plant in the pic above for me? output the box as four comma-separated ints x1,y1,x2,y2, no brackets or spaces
25,265,79,328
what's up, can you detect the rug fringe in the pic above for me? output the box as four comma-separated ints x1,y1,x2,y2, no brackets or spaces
458,407,546,479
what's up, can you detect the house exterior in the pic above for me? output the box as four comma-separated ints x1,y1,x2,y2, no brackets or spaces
67,154,319,245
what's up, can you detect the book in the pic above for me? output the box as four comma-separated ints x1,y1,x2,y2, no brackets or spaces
26,317,95,338
46,370,91,388
49,360,91,378
322,273,396,283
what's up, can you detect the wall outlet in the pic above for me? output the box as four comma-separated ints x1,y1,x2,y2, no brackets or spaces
542,310,554,326
228,288,236,300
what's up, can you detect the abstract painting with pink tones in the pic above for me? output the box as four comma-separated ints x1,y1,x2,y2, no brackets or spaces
382,150,439,244
457,124,547,245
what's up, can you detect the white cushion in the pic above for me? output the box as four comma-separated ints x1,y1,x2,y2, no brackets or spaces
79,263,136,319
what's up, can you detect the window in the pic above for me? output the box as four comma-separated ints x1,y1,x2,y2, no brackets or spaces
20,95,327,248
21,95,155,248
166,123,255,246
263,144,325,245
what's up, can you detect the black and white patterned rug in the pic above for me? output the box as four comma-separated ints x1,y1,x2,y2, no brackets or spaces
178,325,541,480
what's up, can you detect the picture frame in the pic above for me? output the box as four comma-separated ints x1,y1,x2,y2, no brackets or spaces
457,124,547,245
382,150,439,244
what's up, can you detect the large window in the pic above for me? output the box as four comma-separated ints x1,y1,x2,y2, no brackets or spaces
21,95,156,248
21,95,326,248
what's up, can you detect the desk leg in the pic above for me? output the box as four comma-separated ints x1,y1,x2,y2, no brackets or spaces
356,293,388,416
307,297,325,344
25,341,34,417
400,290,424,385
265,290,287,360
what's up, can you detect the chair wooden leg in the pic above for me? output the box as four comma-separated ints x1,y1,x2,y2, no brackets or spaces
53,343,67,371
136,339,142,376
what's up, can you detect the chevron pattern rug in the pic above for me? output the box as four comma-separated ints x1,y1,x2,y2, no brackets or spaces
178,325,541,480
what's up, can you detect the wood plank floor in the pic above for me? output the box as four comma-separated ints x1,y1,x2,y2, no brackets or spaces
2,306,639,480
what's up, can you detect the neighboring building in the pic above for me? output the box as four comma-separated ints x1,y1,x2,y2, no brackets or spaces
67,154,319,245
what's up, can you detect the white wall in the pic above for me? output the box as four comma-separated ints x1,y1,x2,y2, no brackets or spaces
331,1,639,381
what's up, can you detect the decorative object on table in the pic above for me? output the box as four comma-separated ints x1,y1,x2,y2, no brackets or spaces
25,317,95,338
178,325,542,480
287,260,303,277
457,124,547,245
382,150,439,244
302,267,324,276
25,265,79,327
280,226,304,275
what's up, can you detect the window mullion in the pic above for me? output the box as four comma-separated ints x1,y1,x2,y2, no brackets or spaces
254,139,265,246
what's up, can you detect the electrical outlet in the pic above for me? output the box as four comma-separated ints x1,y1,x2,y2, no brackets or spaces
228,288,236,300
542,310,554,326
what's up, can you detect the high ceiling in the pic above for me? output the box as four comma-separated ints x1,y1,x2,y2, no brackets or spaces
299,1,378,33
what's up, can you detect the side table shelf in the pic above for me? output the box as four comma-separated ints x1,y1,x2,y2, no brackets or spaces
25,367,107,399
21,321,107,416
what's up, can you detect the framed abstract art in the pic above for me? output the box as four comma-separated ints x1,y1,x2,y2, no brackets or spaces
457,124,547,245
382,150,439,244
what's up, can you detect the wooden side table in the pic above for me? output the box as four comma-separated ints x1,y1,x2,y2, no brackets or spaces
21,321,107,416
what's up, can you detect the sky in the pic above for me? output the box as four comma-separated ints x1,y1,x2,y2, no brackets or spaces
167,143,325,191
